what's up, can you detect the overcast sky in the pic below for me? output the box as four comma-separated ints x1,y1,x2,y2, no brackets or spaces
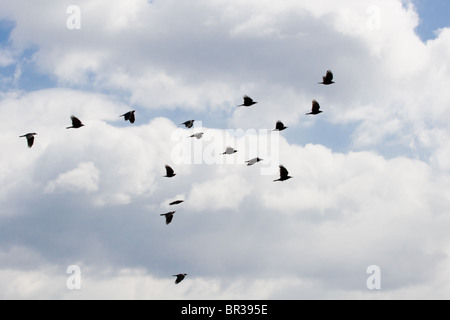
0,0,450,300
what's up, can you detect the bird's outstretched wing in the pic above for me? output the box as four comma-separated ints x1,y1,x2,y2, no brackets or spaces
122,111,136,123
243,95,253,104
173,274,186,284
223,146,237,154
275,121,286,130
71,115,83,127
161,211,175,224
182,120,194,128
279,165,289,178
165,165,175,176
312,100,320,113
129,112,135,123
324,70,333,82
319,70,334,84
27,135,34,148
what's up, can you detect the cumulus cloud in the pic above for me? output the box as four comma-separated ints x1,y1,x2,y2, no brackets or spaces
0,48,14,67
188,174,253,212
45,162,100,194
0,0,450,300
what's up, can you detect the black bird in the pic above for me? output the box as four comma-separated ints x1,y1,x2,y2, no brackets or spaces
319,70,334,85
306,100,322,115
66,115,84,129
272,121,287,131
160,211,175,225
169,200,184,206
274,165,292,182
173,273,187,284
246,157,263,166
164,165,176,177
222,146,238,155
189,132,204,139
19,133,37,148
181,120,195,128
120,110,135,123
238,95,257,107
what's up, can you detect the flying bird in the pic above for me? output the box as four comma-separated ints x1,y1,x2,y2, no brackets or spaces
164,165,176,177
319,70,334,85
120,110,136,123
66,115,84,129
189,132,204,139
181,120,195,128
19,133,37,148
246,157,263,166
160,211,175,225
274,165,292,182
272,121,287,131
173,273,187,284
222,146,238,155
306,100,323,115
169,200,184,206
238,95,257,107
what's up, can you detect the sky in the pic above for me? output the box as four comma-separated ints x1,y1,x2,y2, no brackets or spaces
0,0,449,300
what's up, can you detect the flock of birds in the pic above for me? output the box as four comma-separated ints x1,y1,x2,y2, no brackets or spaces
19,70,334,285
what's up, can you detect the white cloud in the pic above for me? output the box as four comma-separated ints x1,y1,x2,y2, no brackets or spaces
188,174,253,212
45,162,100,194
0,48,15,67
1,0,450,300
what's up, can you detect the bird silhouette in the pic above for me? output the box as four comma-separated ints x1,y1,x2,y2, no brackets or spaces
164,165,176,177
19,133,37,148
238,95,257,107
306,100,322,115
120,110,135,123
319,70,334,85
169,200,184,206
222,146,238,155
189,132,204,139
181,120,195,128
272,121,287,131
173,273,187,284
66,115,84,129
160,211,175,225
274,165,292,182
246,157,263,166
